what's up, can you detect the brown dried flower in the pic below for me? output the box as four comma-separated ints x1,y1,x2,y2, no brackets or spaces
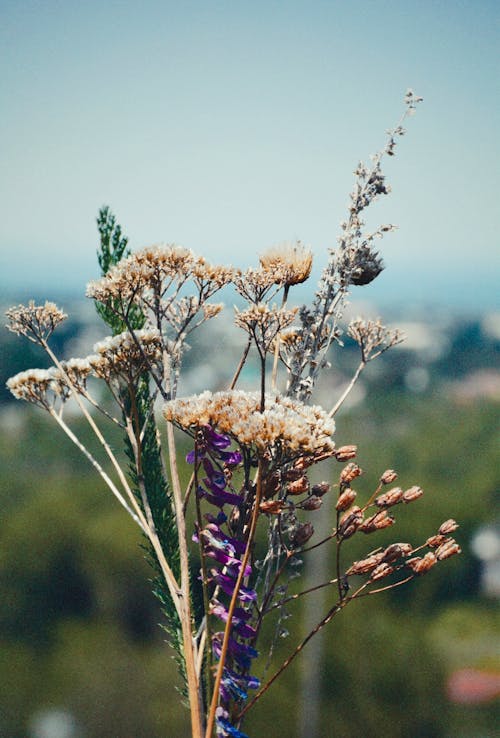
336,488,357,511
287,476,310,496
406,552,437,575
290,522,314,547
346,553,384,575
338,506,363,538
402,485,424,503
435,539,461,561
370,563,395,581
340,463,362,484
259,500,286,515
438,519,459,536
359,510,395,533
381,542,413,563
259,241,313,286
375,486,403,508
380,469,398,485
311,481,330,497
335,445,358,461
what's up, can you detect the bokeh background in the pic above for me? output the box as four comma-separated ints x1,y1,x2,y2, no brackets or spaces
1,2,499,737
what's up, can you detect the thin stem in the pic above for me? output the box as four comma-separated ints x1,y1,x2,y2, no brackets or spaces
48,408,144,530
166,422,203,738
263,575,340,615
238,582,369,720
204,462,263,738
193,450,214,708
329,360,366,417
230,336,252,390
271,284,290,393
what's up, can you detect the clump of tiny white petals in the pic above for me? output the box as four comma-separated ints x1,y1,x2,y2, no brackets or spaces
259,241,313,286
6,301,67,343
348,317,404,359
89,329,163,380
234,303,298,352
163,390,335,456
7,368,57,406
86,245,233,304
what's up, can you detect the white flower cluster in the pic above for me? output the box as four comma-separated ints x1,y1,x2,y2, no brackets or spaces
163,390,335,457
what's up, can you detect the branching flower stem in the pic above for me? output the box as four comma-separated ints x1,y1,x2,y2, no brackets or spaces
237,581,371,720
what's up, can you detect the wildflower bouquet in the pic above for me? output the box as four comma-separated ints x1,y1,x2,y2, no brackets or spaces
6,91,460,738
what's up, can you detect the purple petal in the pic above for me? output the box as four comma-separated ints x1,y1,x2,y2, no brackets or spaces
219,450,243,466
205,425,231,449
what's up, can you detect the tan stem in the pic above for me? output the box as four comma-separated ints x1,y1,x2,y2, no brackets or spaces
167,422,203,738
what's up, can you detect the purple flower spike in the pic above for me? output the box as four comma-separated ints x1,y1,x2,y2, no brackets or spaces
185,449,196,464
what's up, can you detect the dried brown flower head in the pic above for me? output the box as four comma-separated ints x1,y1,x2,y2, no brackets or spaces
259,241,313,286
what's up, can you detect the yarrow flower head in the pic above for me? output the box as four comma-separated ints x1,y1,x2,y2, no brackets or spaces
6,301,67,343
87,329,163,381
163,390,336,459
259,240,313,286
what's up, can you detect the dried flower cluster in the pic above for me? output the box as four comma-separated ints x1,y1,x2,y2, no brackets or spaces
5,92,460,738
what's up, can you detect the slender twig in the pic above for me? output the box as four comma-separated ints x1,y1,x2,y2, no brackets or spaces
329,360,366,417
48,408,144,529
166,421,204,738
230,336,252,390
271,284,290,392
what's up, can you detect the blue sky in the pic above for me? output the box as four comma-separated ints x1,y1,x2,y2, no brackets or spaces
1,0,498,309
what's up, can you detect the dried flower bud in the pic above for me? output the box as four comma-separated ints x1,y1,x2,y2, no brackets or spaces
435,539,461,561
406,552,437,575
375,487,403,508
336,488,357,511
380,469,398,485
346,553,384,575
263,471,281,498
340,463,362,484
260,500,286,514
359,510,395,533
382,542,413,563
402,485,423,503
350,246,384,286
290,522,314,547
287,476,310,496
301,495,323,511
283,467,305,482
335,445,357,462
438,519,459,536
426,534,446,548
311,482,330,497
338,506,363,538
370,563,394,581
